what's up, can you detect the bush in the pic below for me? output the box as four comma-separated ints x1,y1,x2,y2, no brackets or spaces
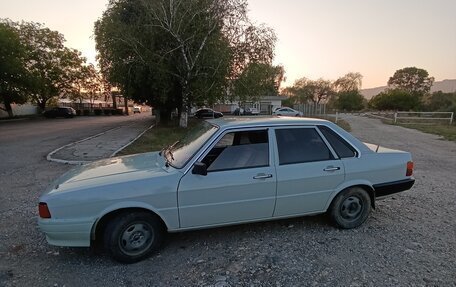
424,91,456,112
336,91,365,111
94,109,102,116
103,109,111,115
369,89,421,111
83,110,91,116
113,109,124,115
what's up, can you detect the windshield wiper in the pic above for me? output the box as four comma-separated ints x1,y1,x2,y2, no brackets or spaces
162,141,180,167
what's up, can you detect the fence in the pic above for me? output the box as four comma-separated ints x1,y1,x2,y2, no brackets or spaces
293,103,327,116
394,112,453,125
368,111,454,125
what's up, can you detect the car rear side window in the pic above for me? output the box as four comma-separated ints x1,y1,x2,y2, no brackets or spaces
275,128,333,165
318,125,357,158
202,130,269,172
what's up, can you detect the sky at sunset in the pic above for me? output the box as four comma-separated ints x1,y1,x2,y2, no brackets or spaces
1,0,455,88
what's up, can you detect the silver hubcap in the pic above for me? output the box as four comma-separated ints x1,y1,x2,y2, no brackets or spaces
119,223,153,256
340,196,363,220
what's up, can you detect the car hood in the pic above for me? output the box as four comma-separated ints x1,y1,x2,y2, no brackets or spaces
45,152,174,194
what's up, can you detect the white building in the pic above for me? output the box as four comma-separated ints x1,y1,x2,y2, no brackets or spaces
213,95,286,115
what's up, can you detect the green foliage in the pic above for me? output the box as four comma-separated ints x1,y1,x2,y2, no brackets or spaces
0,21,30,117
1,19,106,115
71,63,103,107
24,22,84,110
398,124,456,142
336,91,365,111
286,77,334,104
423,91,456,115
387,67,434,96
368,89,421,111
95,0,277,127
333,72,363,93
2,20,87,111
234,63,284,103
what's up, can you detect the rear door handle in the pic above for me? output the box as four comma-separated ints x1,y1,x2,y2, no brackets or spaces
253,173,273,179
324,166,341,172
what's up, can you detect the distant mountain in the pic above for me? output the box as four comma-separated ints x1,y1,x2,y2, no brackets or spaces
360,79,456,99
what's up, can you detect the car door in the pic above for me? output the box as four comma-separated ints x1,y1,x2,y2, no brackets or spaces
177,128,277,228
273,126,345,217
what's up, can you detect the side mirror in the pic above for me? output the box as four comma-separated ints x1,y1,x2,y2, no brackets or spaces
192,162,207,176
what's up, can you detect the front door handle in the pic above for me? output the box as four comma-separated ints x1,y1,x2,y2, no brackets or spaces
253,173,273,179
324,166,341,172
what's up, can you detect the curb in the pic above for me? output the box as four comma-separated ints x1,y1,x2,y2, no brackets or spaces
109,124,155,157
46,122,156,165
46,126,122,165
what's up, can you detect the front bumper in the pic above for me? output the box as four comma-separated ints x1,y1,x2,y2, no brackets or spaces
373,178,415,197
38,217,94,247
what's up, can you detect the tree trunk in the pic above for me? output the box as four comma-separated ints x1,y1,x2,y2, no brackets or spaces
123,96,129,115
4,101,14,118
179,109,188,128
38,101,46,113
179,85,189,128
112,94,117,109
155,108,161,124
159,109,171,125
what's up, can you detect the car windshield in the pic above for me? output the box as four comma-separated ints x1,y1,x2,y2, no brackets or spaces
164,121,218,169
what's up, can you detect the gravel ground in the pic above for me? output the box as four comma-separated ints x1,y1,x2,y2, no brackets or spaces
1,115,455,286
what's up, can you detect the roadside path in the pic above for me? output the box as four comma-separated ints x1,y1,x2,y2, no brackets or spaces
48,118,154,164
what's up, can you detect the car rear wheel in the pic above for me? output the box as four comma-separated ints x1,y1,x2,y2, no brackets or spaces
329,187,371,229
104,211,164,263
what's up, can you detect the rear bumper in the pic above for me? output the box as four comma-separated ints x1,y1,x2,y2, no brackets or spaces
373,178,415,197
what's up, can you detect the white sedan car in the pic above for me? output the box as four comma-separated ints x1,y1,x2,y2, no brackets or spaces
273,107,303,117
38,117,415,263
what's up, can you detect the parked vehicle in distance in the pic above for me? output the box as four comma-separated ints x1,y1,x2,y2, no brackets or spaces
232,107,244,115
38,117,415,263
43,107,76,118
232,107,259,116
273,107,303,117
195,108,223,119
133,106,141,114
244,107,260,115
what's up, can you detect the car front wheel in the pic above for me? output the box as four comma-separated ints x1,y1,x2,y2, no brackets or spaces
329,187,371,229
104,211,164,263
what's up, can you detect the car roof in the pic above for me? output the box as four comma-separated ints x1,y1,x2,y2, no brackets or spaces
207,116,328,129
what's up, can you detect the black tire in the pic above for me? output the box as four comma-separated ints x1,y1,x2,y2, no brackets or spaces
329,187,371,229
104,211,164,263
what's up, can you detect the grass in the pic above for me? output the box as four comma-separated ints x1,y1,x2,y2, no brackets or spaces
368,113,456,142
118,120,197,156
120,115,353,156
314,115,351,131
394,123,456,142
0,114,42,121
334,119,351,131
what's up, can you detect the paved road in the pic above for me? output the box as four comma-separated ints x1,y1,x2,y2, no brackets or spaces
1,115,455,286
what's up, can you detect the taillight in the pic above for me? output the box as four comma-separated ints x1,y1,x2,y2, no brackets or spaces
406,161,414,176
39,202,51,218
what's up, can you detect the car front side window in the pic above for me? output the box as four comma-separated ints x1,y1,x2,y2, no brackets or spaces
202,130,269,172
275,128,334,165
